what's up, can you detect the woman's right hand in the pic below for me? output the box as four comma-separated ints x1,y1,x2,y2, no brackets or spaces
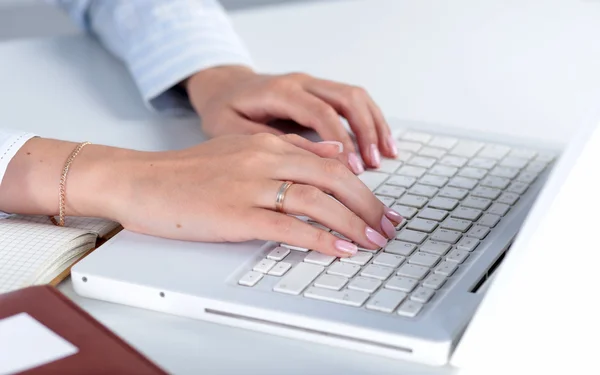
102,133,403,257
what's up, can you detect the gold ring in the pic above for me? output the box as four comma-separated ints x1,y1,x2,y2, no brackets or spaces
275,181,294,213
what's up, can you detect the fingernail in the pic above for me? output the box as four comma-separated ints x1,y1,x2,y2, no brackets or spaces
348,152,364,174
381,216,396,239
370,144,381,167
334,240,358,256
385,207,404,223
319,141,343,153
387,135,398,156
365,226,388,247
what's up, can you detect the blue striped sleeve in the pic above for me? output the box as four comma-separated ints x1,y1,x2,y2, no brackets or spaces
48,0,255,115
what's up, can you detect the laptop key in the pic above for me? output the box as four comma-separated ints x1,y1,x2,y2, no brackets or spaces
239,271,264,287
417,208,448,221
375,184,406,198
447,176,478,190
378,158,403,174
488,203,510,216
267,246,290,261
373,253,405,268
366,289,407,313
439,155,468,168
385,241,416,256
387,175,417,188
422,274,447,289
408,184,439,198
462,196,492,210
446,249,469,264
466,225,490,240
471,186,502,200
396,141,422,153
430,228,462,244
407,156,436,168
438,186,469,200
441,218,472,232
411,286,436,303
397,300,424,318
449,140,484,157
340,251,373,266
419,240,451,256
419,174,448,187
434,261,458,277
397,194,428,208
274,262,324,295
477,144,511,159
385,276,418,292
429,165,458,177
396,229,428,244
507,181,529,195
451,206,482,221
456,237,480,252
327,261,361,278
314,274,348,290
468,157,497,169
490,166,520,179
515,172,537,184
304,287,369,307
348,276,382,293
419,147,446,159
407,218,438,233
402,131,432,144
361,264,395,280
458,167,487,180
428,136,458,150
409,252,440,268
304,251,336,266
429,197,459,211
397,264,429,280
480,176,510,189
268,262,292,276
253,259,277,273
390,204,418,220
397,165,427,178
499,157,529,169
478,213,501,227
376,195,396,207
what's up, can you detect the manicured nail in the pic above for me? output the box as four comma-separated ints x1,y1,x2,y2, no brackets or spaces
348,152,364,174
365,226,388,247
334,240,358,256
370,144,381,167
385,207,404,223
387,135,398,156
319,141,343,153
381,216,396,239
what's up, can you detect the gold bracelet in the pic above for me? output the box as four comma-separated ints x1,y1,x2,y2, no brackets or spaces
49,141,92,227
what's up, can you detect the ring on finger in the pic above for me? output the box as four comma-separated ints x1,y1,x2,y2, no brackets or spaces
275,181,294,213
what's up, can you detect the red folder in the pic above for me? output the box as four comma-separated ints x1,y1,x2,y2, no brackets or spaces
0,285,168,375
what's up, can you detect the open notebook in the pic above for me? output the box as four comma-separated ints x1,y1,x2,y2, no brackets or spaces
0,215,121,293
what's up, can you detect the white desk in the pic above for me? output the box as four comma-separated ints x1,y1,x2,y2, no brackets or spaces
2,0,600,374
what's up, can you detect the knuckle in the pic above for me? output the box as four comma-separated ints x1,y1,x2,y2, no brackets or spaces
321,158,350,179
252,133,281,148
312,228,329,246
285,72,310,81
348,85,368,101
269,215,294,236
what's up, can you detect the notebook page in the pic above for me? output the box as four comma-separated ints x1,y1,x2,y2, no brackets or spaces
5,215,120,238
0,220,95,293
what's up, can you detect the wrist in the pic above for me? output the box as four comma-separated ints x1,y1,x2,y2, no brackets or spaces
183,65,256,112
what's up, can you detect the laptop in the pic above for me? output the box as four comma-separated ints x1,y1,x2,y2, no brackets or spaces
70,112,598,369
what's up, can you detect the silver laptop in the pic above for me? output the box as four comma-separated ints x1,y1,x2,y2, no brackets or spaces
70,114,593,367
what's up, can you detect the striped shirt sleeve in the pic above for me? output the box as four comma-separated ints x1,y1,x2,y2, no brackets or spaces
48,0,255,115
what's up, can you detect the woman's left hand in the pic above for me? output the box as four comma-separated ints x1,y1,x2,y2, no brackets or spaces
183,65,398,175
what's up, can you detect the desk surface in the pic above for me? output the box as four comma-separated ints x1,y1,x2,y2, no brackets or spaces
3,0,600,374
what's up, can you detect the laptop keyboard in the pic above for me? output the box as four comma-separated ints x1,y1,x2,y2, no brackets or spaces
237,130,555,318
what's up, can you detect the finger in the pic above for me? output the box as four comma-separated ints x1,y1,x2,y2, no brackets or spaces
269,155,404,239
278,133,343,159
257,182,391,250
229,117,286,136
248,208,358,257
366,96,398,158
304,79,383,169
256,88,363,174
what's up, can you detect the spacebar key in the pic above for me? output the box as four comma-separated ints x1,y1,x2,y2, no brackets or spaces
274,262,324,295
304,287,370,307
358,171,389,191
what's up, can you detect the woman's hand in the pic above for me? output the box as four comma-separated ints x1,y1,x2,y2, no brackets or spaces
108,134,402,257
183,65,398,175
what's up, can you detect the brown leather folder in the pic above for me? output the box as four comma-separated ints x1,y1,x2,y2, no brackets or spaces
0,285,168,375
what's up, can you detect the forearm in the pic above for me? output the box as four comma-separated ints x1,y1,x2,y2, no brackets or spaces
0,137,134,220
